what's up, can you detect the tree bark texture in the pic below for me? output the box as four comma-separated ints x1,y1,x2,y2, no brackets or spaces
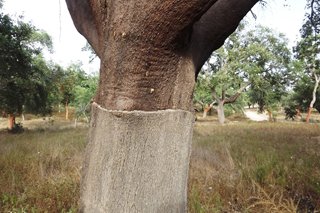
66,0,258,211
66,0,258,111
81,103,194,212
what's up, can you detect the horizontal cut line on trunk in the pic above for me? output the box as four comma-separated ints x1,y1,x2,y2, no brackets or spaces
91,102,193,114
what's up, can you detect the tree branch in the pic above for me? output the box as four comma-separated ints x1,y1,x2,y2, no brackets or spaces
189,0,259,76
65,0,102,58
224,82,249,104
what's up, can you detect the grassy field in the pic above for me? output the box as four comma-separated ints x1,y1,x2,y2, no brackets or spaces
0,117,319,212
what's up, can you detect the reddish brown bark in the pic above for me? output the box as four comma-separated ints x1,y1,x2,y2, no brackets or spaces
306,107,312,123
8,114,15,130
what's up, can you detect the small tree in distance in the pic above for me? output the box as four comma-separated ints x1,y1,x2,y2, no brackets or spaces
294,0,320,123
195,24,291,123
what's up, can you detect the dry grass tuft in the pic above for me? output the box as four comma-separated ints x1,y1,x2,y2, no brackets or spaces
0,128,86,212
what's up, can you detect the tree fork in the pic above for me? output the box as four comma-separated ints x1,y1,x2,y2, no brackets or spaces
66,0,259,211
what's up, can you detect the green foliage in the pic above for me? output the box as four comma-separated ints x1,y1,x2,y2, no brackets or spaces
195,24,291,116
291,75,320,112
193,74,213,109
73,72,98,121
81,42,98,62
289,0,320,114
0,13,53,116
244,26,291,112
284,105,298,120
44,62,98,115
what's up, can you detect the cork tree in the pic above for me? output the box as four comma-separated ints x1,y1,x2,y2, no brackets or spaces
65,0,259,212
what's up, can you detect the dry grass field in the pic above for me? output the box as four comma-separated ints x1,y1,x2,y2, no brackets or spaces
0,113,319,212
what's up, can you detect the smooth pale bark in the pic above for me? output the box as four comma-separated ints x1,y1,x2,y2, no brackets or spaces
212,84,248,124
65,101,69,120
217,101,225,124
306,73,319,123
80,103,194,212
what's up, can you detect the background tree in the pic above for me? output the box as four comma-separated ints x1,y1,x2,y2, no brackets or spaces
244,27,291,120
66,0,259,211
73,72,98,124
196,25,291,123
59,63,84,120
294,0,320,123
0,12,52,130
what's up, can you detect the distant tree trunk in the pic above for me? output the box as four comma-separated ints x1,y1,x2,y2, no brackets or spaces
267,109,273,122
217,101,225,124
65,101,69,120
8,114,15,130
66,0,258,211
306,73,319,123
212,83,247,124
296,107,302,118
202,103,214,118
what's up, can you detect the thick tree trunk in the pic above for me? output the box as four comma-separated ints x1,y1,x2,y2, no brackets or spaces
80,103,194,212
66,0,258,211
217,101,225,124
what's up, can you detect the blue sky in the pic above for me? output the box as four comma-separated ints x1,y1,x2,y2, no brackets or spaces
2,0,307,73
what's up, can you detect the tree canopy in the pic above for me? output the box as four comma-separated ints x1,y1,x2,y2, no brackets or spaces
194,23,291,122
0,13,53,116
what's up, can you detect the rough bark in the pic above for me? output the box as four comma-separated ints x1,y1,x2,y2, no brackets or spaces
65,0,259,211
190,0,259,74
66,0,258,111
80,103,194,212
